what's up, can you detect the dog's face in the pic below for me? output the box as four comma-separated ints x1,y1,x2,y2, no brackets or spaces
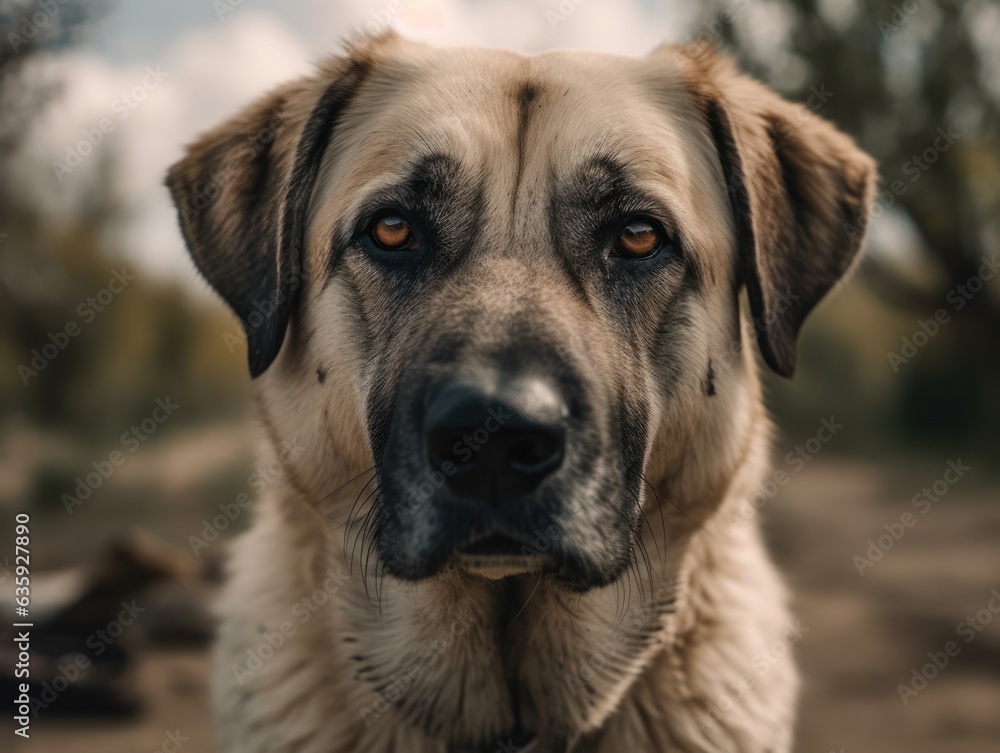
168,35,874,593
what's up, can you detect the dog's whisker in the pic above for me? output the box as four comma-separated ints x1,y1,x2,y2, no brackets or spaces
294,466,376,520
364,533,384,617
342,472,379,555
363,510,382,589
353,493,380,564
358,516,380,610
505,569,544,628
636,505,663,585
633,532,654,603
348,487,380,576
637,496,667,571
642,474,707,537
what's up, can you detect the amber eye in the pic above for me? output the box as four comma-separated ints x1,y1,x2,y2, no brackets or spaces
371,213,415,250
613,220,662,259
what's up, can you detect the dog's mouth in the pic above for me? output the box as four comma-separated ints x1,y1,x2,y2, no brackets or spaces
453,532,553,579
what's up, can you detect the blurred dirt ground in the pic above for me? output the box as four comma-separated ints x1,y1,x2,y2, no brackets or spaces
13,454,1000,753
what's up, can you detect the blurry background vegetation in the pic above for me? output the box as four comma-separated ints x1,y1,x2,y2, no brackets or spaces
0,1,254,559
0,0,997,553
702,0,1000,457
0,2,998,752
2,0,997,477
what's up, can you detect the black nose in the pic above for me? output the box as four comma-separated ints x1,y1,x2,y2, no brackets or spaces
424,376,568,502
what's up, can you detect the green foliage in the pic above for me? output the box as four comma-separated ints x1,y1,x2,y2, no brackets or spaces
0,200,249,443
697,0,1000,452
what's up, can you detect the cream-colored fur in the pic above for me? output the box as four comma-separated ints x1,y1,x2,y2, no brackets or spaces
212,316,796,753
166,33,875,753
214,418,798,753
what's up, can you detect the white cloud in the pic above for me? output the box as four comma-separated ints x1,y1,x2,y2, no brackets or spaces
12,1,688,281
12,11,312,280
316,0,690,54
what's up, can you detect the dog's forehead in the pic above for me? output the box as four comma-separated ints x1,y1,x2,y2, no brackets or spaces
339,44,700,178
309,41,732,271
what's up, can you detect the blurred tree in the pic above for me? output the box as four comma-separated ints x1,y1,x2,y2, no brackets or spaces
694,0,1000,450
0,0,96,156
0,0,247,443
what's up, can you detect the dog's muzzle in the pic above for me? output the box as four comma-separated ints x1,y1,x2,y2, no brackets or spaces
423,374,568,502
419,373,568,577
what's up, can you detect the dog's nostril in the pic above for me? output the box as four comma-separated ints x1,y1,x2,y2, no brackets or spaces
506,431,563,475
423,376,567,503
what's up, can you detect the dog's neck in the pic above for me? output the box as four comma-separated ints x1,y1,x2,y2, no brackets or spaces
225,491,787,753
218,380,795,752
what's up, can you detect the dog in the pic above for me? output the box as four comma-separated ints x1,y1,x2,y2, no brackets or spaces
166,32,875,753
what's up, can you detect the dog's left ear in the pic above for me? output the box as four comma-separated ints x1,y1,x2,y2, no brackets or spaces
676,44,877,377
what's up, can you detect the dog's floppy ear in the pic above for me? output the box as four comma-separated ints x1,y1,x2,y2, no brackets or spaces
166,58,368,377
679,44,877,377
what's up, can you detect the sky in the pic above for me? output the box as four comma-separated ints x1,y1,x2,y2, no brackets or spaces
8,0,957,289
11,0,719,282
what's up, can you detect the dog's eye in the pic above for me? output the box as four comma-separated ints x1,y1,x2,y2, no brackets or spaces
371,213,417,251
613,220,663,259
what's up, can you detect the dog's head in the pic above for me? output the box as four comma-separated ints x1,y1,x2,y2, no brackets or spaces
168,34,874,592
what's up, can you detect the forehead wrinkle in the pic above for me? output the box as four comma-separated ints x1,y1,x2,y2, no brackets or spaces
332,110,497,228
553,150,718,289
574,131,732,281
336,153,466,236
560,153,681,229
356,49,520,166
